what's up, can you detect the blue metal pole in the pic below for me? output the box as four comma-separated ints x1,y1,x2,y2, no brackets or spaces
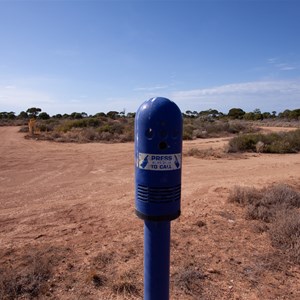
144,220,170,300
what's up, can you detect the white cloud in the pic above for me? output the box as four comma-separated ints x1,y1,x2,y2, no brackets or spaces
173,80,300,98
4,85,16,89
267,57,298,71
0,84,55,113
133,85,169,92
276,64,296,71
170,80,300,112
267,57,279,64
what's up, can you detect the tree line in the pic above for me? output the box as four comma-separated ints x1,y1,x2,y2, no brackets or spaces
184,108,300,120
1,107,300,121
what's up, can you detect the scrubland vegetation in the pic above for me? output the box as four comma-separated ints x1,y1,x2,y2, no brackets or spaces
228,129,300,153
228,184,300,264
0,246,142,300
1,107,300,298
33,117,135,143
1,106,300,145
0,247,61,299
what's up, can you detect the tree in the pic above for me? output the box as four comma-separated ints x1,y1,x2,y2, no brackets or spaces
228,108,245,119
199,109,222,118
70,112,83,119
119,108,126,118
94,112,106,118
185,110,193,118
53,114,62,119
18,111,29,119
251,108,262,120
262,112,271,119
0,112,16,119
243,112,255,120
7,112,16,120
192,111,198,118
289,109,300,120
26,107,42,118
208,109,220,118
0,112,8,119
38,112,50,120
107,111,119,119
126,112,136,118
279,109,291,119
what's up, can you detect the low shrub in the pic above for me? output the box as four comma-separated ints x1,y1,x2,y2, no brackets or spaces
55,118,101,133
185,147,224,159
33,117,134,143
228,129,300,153
269,209,300,263
228,184,300,264
228,185,262,206
186,119,258,140
183,123,195,140
229,184,300,222
24,116,260,143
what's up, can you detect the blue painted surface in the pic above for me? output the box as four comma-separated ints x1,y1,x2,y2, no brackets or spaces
144,221,170,300
135,97,183,300
135,97,183,220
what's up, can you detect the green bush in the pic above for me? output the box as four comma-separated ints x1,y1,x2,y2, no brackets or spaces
27,115,262,144
56,118,101,133
183,123,195,140
228,129,300,153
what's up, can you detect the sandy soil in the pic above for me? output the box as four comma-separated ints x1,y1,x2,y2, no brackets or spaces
0,126,300,299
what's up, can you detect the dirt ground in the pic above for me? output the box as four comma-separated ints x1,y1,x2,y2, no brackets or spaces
0,126,300,299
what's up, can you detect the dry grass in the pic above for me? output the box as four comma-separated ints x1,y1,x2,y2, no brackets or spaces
85,270,108,288
88,252,142,298
186,147,222,159
269,209,300,264
228,185,262,206
111,271,141,298
253,119,300,128
228,184,300,264
93,252,114,269
0,245,142,299
229,184,300,222
173,266,206,296
0,251,53,299
185,147,231,160
0,246,71,300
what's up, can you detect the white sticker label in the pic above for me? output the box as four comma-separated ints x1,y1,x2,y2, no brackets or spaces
138,153,181,171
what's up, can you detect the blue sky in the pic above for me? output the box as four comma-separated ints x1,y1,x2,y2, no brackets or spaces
0,0,300,116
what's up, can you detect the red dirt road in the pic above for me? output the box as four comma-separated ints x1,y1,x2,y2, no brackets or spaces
0,127,300,299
